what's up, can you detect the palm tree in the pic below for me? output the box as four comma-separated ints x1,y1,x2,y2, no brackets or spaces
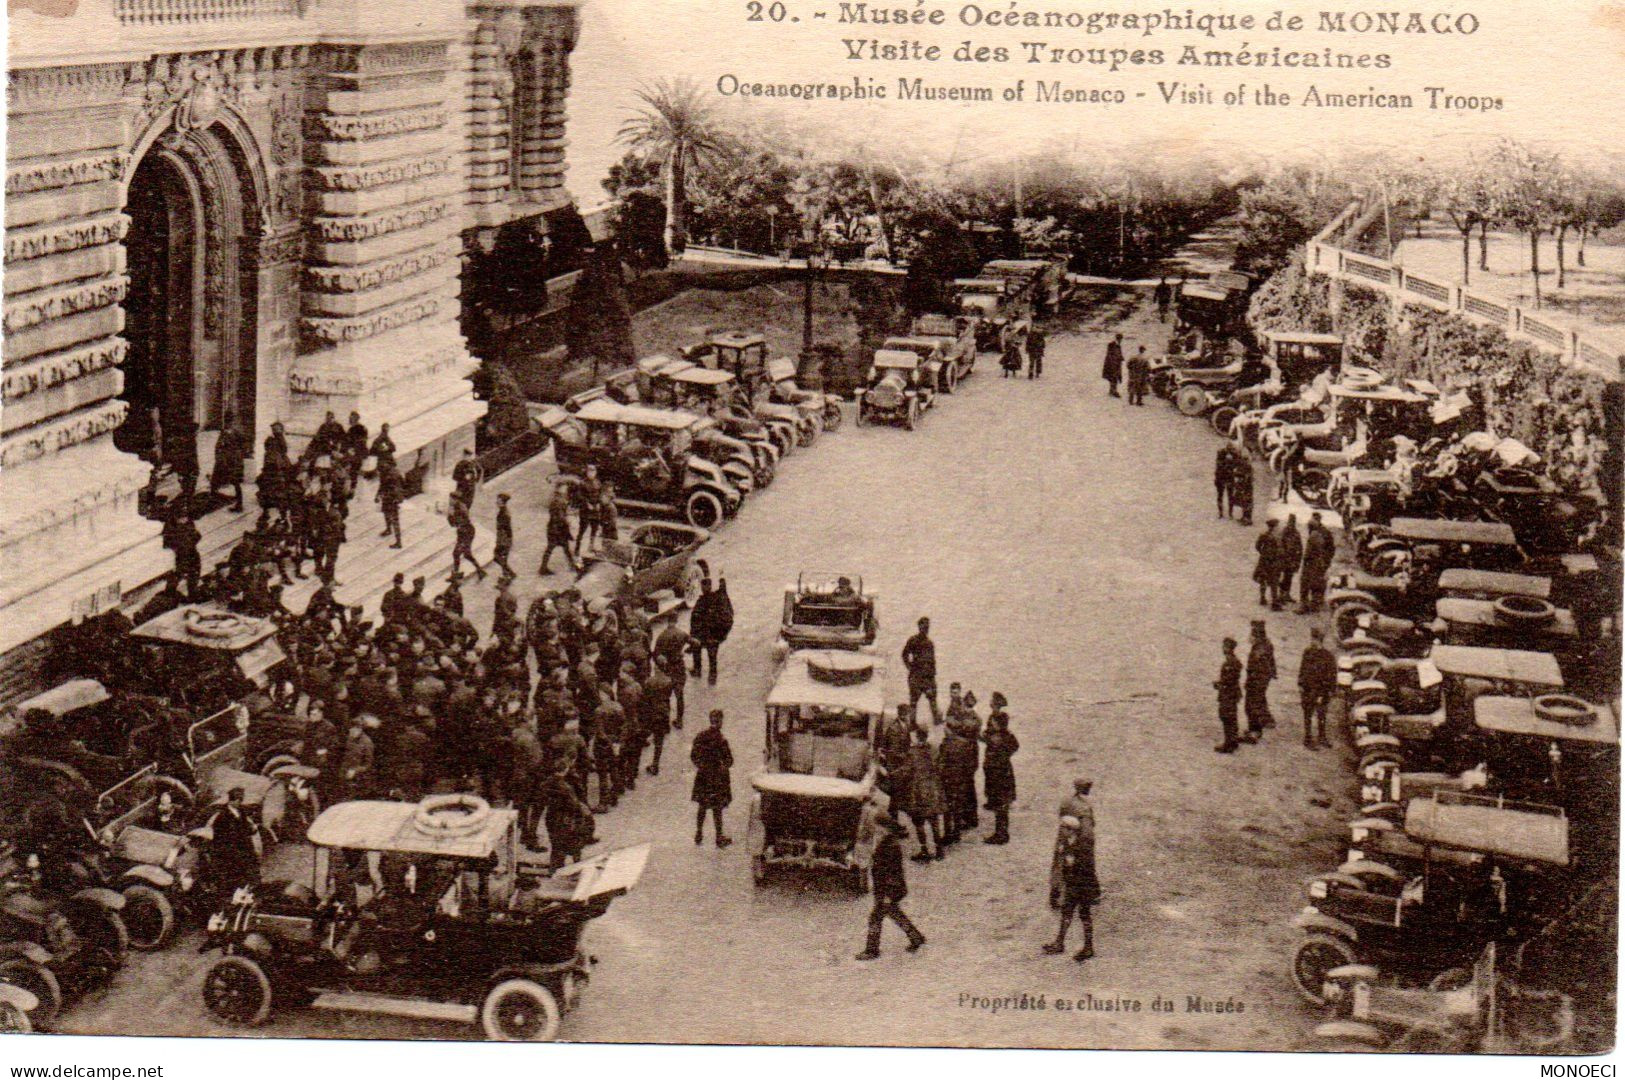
616,78,725,255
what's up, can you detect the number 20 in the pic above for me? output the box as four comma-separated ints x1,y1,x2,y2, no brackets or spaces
746,1,789,21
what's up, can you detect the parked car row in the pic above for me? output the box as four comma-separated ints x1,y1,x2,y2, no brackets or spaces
1181,329,1622,1054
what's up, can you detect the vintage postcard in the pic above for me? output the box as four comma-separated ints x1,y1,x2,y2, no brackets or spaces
0,0,1620,1065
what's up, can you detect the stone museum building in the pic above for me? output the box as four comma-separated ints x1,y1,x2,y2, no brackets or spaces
1,0,583,671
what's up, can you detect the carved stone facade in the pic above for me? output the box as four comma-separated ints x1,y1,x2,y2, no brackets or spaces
1,0,581,660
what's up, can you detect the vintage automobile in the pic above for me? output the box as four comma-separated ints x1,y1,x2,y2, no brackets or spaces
200,795,650,1041
684,332,822,446
1167,352,1272,418
954,277,1031,352
0,679,179,826
575,524,710,623
1291,791,1570,1005
1174,280,1245,337
1354,517,1524,579
909,314,977,382
1347,645,1567,778
1472,695,1618,803
633,356,796,466
982,257,1066,313
855,350,935,430
765,355,845,433
747,651,887,891
537,398,745,529
1315,942,1575,1053
590,371,774,490
777,573,878,654
1209,332,1345,438
0,843,128,1026
881,336,956,394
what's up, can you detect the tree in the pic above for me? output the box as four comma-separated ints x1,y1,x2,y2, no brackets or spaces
1436,155,1500,285
614,190,670,275
1489,140,1566,307
902,220,981,316
601,151,662,199
564,245,636,377
616,78,726,255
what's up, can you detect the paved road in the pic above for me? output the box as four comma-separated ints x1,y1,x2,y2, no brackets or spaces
59,288,1357,1049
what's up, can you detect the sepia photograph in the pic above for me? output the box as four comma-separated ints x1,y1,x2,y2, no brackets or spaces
0,0,1621,1067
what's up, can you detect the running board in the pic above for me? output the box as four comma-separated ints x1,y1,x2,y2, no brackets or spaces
312,992,478,1024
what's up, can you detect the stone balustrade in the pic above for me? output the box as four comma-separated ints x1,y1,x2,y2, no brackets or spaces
115,0,302,25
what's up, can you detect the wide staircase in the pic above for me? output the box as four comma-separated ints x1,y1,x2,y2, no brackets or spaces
193,475,495,618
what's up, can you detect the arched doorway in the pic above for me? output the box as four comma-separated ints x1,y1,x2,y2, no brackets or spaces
116,123,261,502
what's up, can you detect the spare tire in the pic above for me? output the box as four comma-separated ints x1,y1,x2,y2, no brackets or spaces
1210,406,1239,438
414,793,492,837
1533,694,1597,726
806,651,875,686
1492,594,1557,627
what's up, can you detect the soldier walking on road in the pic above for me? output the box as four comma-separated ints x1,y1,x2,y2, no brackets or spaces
1043,783,1098,962
1027,326,1047,379
1299,627,1337,749
540,481,577,575
1101,333,1125,397
1230,451,1255,526
690,709,734,847
1215,444,1236,519
449,500,485,581
855,817,926,961
1244,620,1276,741
492,492,515,580
1214,637,1243,753
901,617,942,725
1154,275,1172,322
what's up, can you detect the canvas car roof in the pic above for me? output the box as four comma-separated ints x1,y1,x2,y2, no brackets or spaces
14,678,110,717
670,367,736,386
1329,384,1430,402
307,800,518,859
1180,283,1230,301
130,605,278,652
872,350,920,369
1403,794,1569,865
572,398,703,430
1265,330,1344,345
1438,569,1552,599
1426,644,1564,685
884,337,942,350
637,355,692,376
1475,695,1619,745
1388,518,1519,546
751,773,871,800
767,651,886,714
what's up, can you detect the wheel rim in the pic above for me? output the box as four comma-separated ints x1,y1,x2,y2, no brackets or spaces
205,962,267,1024
688,494,721,529
1294,941,1349,1003
492,986,559,1040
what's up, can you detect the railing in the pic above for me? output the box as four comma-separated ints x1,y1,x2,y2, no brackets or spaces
116,0,301,25
1307,201,1624,382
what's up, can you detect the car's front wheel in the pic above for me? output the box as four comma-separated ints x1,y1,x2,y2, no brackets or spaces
203,955,274,1027
481,978,561,1042
0,958,61,1028
120,884,175,952
685,489,724,530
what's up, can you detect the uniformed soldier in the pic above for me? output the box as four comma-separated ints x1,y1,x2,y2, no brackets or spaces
1244,620,1276,740
1214,637,1242,753
1042,808,1099,962
855,816,925,960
